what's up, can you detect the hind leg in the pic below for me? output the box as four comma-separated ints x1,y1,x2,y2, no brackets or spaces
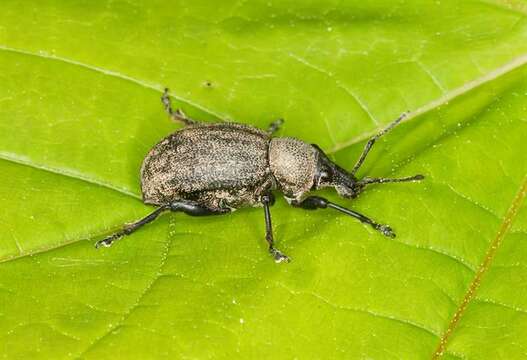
95,200,229,248
267,118,284,135
161,88,198,126
95,205,170,248
169,200,230,216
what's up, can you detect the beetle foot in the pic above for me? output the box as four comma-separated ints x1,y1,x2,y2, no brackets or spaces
376,224,396,238
95,234,121,249
269,247,291,263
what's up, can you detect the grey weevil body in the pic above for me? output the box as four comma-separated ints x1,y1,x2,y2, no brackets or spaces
96,89,424,263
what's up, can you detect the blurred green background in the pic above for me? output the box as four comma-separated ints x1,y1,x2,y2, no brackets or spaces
0,1,527,359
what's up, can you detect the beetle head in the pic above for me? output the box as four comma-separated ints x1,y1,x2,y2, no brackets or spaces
311,145,362,199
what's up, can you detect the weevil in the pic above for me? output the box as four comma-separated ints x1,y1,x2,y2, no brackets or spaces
95,88,424,263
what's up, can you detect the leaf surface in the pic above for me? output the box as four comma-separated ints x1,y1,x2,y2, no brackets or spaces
1,1,527,359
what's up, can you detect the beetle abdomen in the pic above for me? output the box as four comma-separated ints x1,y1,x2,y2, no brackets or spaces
141,123,271,207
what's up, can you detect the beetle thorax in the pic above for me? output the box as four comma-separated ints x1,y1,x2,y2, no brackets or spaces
269,137,317,199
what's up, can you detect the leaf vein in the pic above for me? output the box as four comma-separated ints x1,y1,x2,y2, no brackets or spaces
0,152,140,200
474,297,527,315
75,221,174,357
432,174,527,358
328,52,527,154
277,282,440,338
0,44,226,120
287,52,378,125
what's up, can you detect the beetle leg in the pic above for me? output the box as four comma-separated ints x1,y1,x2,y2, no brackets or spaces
169,200,230,216
95,205,170,248
95,200,229,248
267,118,284,135
291,196,396,238
350,112,408,176
262,193,290,263
161,88,197,126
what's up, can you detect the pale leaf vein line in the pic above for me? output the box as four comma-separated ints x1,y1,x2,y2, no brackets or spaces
0,44,226,120
75,231,174,357
0,152,140,200
329,52,527,154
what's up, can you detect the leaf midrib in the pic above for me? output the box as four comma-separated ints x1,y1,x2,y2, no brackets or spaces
432,175,527,359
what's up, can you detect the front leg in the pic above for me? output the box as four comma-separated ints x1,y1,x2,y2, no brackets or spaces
261,193,290,263
267,118,284,135
291,196,395,238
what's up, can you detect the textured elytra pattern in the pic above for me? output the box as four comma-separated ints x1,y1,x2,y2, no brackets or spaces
141,123,272,208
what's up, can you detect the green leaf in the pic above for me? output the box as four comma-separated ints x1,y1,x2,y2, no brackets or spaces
1,1,526,359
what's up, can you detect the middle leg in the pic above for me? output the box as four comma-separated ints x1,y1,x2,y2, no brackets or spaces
261,192,290,263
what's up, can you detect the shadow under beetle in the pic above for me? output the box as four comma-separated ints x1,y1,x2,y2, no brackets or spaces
96,89,424,263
